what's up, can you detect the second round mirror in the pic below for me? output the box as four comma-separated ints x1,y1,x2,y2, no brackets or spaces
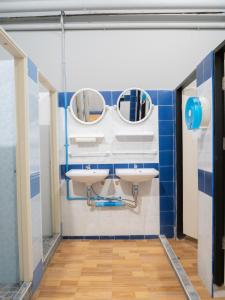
117,88,152,124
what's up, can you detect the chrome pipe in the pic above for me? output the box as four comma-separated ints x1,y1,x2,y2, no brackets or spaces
0,0,225,13
2,22,225,31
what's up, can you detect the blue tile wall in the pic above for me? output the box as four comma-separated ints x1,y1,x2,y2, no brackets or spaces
111,91,122,105
159,151,173,166
58,90,159,107
158,91,175,238
58,92,74,108
159,121,174,136
158,90,173,106
27,58,37,83
158,106,174,121
198,169,213,197
63,235,158,240
146,90,158,105
100,91,112,106
196,52,214,87
58,91,125,107
30,172,40,198
159,136,174,151
32,260,43,292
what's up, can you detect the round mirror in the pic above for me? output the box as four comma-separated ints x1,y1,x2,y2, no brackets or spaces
117,88,153,124
70,88,106,124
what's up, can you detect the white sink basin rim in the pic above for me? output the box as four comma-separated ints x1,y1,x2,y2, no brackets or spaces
115,168,159,184
66,169,109,185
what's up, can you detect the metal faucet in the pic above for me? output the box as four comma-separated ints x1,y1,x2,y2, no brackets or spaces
85,164,91,170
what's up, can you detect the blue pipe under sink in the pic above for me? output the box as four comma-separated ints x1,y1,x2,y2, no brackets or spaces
95,201,125,207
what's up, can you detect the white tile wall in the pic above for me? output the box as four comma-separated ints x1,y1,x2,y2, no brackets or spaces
197,78,213,295
198,191,213,294
65,104,159,165
61,178,160,236
197,79,213,173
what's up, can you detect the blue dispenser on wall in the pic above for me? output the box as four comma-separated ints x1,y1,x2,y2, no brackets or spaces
185,96,210,130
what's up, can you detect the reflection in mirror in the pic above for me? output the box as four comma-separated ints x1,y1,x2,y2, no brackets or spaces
70,88,105,124
117,88,152,123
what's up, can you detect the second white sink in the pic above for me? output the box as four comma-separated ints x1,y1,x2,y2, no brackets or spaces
115,168,159,185
66,169,109,186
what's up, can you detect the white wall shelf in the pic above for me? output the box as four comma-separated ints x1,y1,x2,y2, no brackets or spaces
115,131,154,141
69,134,104,144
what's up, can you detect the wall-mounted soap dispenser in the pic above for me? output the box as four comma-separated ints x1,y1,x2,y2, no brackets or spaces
185,96,210,130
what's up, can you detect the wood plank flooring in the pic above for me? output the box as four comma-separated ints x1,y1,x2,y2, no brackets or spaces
32,239,215,300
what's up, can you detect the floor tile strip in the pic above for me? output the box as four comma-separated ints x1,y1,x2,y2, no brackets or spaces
13,282,32,300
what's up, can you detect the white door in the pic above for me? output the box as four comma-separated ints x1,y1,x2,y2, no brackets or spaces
182,87,198,239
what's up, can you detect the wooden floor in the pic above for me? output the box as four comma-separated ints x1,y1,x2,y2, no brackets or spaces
32,239,215,300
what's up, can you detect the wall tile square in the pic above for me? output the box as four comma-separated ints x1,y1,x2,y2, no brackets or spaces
114,235,130,240
83,164,98,169
100,91,112,106
158,90,173,106
203,52,213,83
198,169,204,193
28,58,37,83
83,236,99,240
159,120,174,136
58,92,73,108
99,236,114,240
160,225,174,238
159,166,173,181
160,182,174,196
130,235,145,240
159,136,174,151
144,235,158,239
143,163,159,169
159,151,173,166
204,171,212,197
146,90,158,105
158,106,173,120
114,163,129,170
196,61,204,87
160,211,174,226
160,196,174,212
129,163,143,168
111,91,122,105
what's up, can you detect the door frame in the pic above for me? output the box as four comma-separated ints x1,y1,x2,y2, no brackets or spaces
38,72,61,235
0,27,33,281
213,40,225,286
175,70,196,239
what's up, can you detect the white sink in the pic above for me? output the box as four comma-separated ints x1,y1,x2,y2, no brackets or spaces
66,169,109,186
115,168,159,185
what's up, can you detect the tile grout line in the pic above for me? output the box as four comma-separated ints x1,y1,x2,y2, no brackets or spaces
159,235,200,300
